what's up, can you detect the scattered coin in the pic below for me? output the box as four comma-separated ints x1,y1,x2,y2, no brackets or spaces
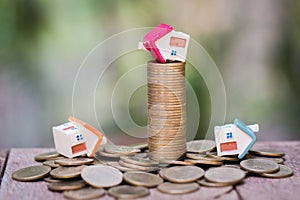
206,152,239,162
48,180,86,191
157,182,199,194
50,165,86,179
63,187,106,199
12,165,51,182
124,171,163,188
106,162,135,172
55,158,94,166
186,140,216,153
204,167,245,185
249,149,285,157
159,168,168,179
240,159,280,174
119,160,158,172
261,164,293,178
81,165,123,188
251,157,284,164
163,166,205,183
108,185,149,199
44,176,62,183
164,160,194,166
134,152,149,158
184,159,223,166
104,145,141,155
35,151,60,161
120,156,158,166
99,151,127,158
198,179,234,187
43,160,60,168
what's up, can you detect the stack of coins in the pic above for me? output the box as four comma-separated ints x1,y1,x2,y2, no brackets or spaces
147,60,187,161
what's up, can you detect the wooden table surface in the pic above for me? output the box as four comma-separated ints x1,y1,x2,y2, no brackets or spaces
0,141,299,200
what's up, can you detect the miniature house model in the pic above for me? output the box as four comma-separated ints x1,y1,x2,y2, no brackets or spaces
52,116,106,158
138,24,190,63
214,119,259,159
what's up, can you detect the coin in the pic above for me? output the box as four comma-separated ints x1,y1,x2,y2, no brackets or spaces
119,160,159,172
120,156,159,166
106,162,135,172
240,159,280,173
55,158,94,166
163,166,205,183
187,153,223,162
50,165,86,179
159,168,168,179
104,145,141,155
186,140,216,153
108,185,149,199
81,165,123,188
63,187,106,199
206,152,239,162
123,171,163,187
48,180,86,191
43,160,60,168
250,156,284,164
34,151,60,161
44,176,62,183
204,167,245,185
249,149,285,157
164,160,194,166
261,164,293,178
184,159,223,166
98,151,125,158
198,179,234,187
12,165,51,181
157,182,199,194
134,153,149,158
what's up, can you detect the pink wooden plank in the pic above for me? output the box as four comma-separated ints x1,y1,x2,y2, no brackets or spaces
236,141,300,200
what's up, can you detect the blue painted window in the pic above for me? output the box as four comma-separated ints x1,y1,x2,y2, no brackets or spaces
226,132,233,139
76,134,83,141
171,50,177,56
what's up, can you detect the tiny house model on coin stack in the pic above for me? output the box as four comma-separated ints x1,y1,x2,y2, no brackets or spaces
214,118,259,159
138,23,190,63
52,116,107,158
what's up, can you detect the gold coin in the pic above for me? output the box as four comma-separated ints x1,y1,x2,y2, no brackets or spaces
198,179,234,187
12,165,51,182
120,156,158,167
124,171,163,187
108,185,149,199
240,159,280,174
44,176,62,183
81,165,123,188
184,159,223,166
134,153,149,158
48,180,86,191
50,165,86,179
204,167,245,184
43,160,60,168
119,160,158,172
249,149,285,157
157,182,199,194
163,166,205,183
106,162,135,172
98,151,126,158
249,156,284,164
34,151,60,161
104,145,141,155
55,158,94,166
206,152,239,162
261,164,293,178
186,140,216,153
187,153,223,162
63,187,106,199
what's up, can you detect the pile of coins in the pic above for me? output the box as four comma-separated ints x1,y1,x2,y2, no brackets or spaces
147,60,187,161
12,140,293,199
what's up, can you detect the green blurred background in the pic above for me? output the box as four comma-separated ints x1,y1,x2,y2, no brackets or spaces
0,0,299,148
